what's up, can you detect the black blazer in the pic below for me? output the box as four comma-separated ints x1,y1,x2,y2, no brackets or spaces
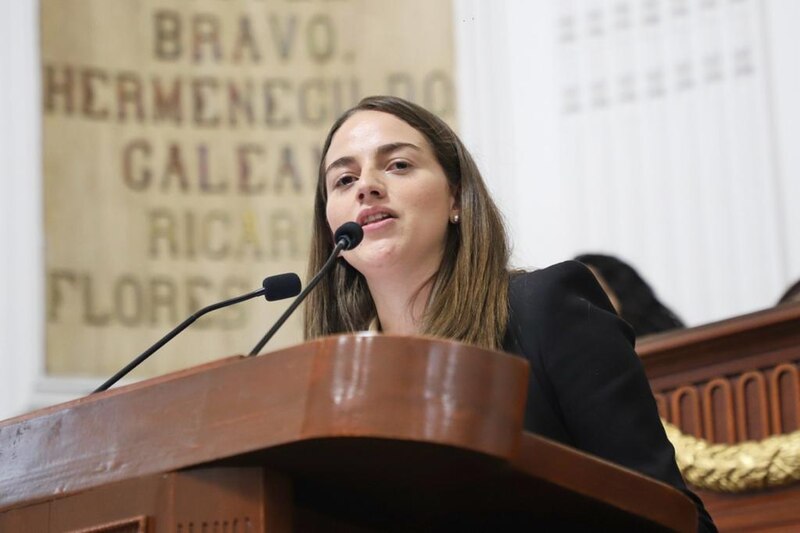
502,261,715,532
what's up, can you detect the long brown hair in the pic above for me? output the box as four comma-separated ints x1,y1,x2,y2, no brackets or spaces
303,96,510,350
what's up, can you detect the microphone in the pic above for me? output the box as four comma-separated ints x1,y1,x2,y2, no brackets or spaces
333,221,363,251
263,273,302,301
248,221,363,356
93,273,301,393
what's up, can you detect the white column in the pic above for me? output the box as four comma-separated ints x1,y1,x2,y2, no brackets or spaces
0,1,44,419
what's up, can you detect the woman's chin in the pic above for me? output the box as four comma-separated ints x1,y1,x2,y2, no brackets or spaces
345,247,402,274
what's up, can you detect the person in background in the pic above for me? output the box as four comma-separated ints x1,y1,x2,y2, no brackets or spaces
574,253,686,337
304,96,715,531
777,278,800,305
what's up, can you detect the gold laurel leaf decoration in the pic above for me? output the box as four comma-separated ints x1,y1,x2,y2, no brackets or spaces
662,420,800,492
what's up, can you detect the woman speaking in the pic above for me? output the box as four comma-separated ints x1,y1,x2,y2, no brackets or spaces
303,96,715,532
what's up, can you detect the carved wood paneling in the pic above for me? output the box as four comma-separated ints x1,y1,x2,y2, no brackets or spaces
659,361,800,444
640,303,800,530
702,378,735,444
771,363,800,434
737,371,771,441
671,386,703,438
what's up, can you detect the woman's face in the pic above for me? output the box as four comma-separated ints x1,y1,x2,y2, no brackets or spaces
323,110,457,277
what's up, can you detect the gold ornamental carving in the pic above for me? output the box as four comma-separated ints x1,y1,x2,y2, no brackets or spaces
664,420,800,492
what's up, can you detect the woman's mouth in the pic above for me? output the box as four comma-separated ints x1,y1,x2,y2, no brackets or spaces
360,213,396,232
362,213,393,226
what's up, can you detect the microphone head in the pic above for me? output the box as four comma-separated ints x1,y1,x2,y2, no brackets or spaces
334,222,364,251
262,273,302,301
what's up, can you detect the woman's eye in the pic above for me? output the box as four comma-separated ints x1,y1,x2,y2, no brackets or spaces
389,160,411,172
334,175,356,188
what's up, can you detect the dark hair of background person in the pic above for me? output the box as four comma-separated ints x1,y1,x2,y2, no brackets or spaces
304,95,510,349
778,278,800,305
574,253,685,337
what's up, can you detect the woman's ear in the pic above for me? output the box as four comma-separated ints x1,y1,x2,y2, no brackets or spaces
449,202,461,224
448,188,461,224
449,183,461,210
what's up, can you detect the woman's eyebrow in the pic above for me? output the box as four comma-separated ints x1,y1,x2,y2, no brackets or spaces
374,142,422,158
325,142,422,177
325,155,357,177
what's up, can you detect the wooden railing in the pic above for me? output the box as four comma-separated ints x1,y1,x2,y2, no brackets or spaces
639,301,800,531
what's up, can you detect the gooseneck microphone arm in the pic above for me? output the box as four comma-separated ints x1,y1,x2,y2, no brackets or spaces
247,242,342,356
248,221,363,357
93,273,301,393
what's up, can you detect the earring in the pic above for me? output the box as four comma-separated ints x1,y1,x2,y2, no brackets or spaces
451,213,460,224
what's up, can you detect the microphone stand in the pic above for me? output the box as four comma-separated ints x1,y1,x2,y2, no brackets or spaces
248,238,347,356
93,272,301,393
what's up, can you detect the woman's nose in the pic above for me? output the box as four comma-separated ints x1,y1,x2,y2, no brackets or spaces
356,171,386,201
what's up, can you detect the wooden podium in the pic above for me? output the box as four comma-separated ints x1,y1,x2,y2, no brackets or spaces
0,335,696,531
